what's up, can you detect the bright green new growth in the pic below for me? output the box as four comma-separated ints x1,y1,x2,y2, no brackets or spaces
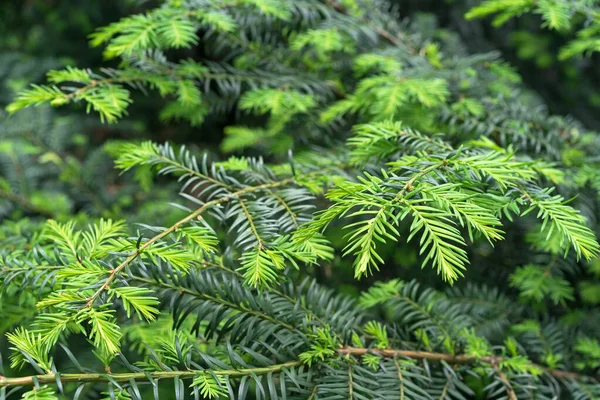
2,0,600,399
296,122,597,282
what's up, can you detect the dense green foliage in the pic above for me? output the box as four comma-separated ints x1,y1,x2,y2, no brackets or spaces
1,0,600,399
427,0,600,130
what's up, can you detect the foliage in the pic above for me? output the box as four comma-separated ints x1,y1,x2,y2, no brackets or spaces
1,0,600,399
466,0,600,60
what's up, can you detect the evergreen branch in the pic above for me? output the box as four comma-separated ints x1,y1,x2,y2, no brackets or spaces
337,347,590,381
403,201,469,283
153,152,235,192
523,192,600,260
129,275,297,332
196,258,332,329
4,1,600,398
85,179,294,307
0,347,592,389
0,361,302,388
396,161,446,198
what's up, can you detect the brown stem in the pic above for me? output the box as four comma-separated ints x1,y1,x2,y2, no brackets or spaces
337,347,590,381
85,179,294,307
338,347,476,364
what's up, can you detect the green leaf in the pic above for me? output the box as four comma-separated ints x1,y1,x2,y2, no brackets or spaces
81,219,127,258
500,355,543,376
241,0,292,20
239,88,315,116
574,337,600,369
222,126,266,153
238,247,285,288
510,264,574,304
156,17,198,48
32,313,74,351
6,328,53,372
359,279,403,308
343,206,399,278
85,308,122,355
197,10,237,32
465,0,534,27
536,0,571,31
453,151,535,192
420,184,504,243
44,220,81,258
347,121,451,165
525,194,600,260
364,321,389,349
21,386,58,400
6,85,67,114
403,203,469,284
353,53,402,76
98,14,160,57
144,243,196,271
178,225,219,254
81,84,132,123
291,29,353,54
299,327,338,366
175,80,202,106
110,286,160,321
462,328,492,358
113,141,160,172
47,67,93,84
191,372,228,398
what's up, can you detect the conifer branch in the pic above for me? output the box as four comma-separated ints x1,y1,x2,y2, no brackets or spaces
85,179,294,307
0,361,302,387
0,347,592,389
194,258,332,329
337,347,589,381
129,275,297,332
154,153,235,192
3,1,600,398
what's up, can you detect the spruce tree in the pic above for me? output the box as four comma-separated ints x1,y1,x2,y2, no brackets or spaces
1,0,599,399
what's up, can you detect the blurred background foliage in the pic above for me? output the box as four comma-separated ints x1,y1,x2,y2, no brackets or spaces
397,0,600,129
0,1,188,225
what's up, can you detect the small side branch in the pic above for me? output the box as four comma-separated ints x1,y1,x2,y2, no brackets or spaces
85,179,294,307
